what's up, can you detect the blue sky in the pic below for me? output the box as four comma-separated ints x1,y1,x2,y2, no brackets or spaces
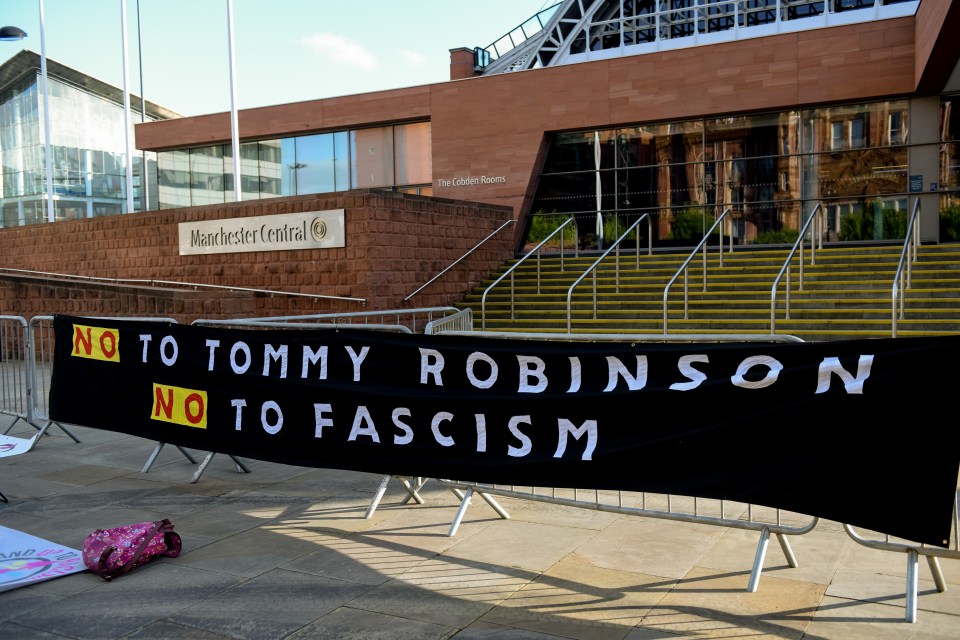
0,1,555,117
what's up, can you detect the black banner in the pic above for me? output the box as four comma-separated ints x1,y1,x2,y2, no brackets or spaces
49,315,960,546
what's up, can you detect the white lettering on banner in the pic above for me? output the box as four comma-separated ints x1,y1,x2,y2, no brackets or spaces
141,329,879,462
815,355,874,394
305,405,591,460
139,332,874,398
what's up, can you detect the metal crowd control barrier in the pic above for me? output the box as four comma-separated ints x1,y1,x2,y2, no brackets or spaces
222,307,463,334
1,315,79,444
843,490,960,623
424,308,473,334
1,315,30,431
364,331,816,594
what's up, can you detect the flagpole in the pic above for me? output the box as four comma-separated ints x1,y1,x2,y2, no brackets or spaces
227,0,241,202
39,0,54,223
120,0,134,214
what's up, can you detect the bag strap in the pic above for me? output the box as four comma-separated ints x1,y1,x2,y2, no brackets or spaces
99,520,170,581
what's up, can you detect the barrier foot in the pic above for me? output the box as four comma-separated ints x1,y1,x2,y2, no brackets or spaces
776,532,799,568
143,443,198,474
448,487,474,537
191,453,216,484
450,487,466,501
52,421,81,443
0,490,7,503
229,455,251,474
1,417,22,435
478,492,510,520
15,418,77,444
399,477,427,505
142,442,165,473
748,527,771,593
905,549,919,623
365,475,392,519
928,555,947,593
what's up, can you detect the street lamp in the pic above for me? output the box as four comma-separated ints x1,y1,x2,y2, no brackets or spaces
0,26,27,41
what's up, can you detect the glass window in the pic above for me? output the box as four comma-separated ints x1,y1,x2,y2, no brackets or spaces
295,133,337,194
531,99,912,250
350,127,394,189
661,1,696,39
531,172,598,215
157,149,190,208
240,141,261,201
279,137,297,196
334,131,349,191
542,132,596,174
831,122,845,150
782,0,825,20
189,146,225,206
850,117,865,149
258,140,282,196
623,1,656,45
888,112,904,145
739,0,778,27
818,147,907,199
700,1,736,33
706,112,790,158
394,122,431,185
804,101,907,153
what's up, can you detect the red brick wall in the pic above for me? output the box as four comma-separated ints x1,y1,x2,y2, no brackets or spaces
0,190,514,324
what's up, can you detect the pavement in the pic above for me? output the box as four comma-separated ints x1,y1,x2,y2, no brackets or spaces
1,414,959,640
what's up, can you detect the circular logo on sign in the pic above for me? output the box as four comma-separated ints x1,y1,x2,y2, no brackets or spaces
0,557,55,586
311,218,327,241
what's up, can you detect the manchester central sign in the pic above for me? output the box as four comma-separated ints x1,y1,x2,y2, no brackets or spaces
178,210,345,256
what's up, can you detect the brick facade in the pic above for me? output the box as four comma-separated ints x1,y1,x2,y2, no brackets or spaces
0,190,514,324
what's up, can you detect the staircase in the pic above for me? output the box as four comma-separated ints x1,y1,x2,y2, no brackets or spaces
458,243,960,341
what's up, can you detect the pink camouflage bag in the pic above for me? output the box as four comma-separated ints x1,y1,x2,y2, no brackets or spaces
81,519,182,580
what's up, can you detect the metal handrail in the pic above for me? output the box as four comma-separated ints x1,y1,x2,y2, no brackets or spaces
565,213,653,333
662,209,733,335
892,197,921,338
405,219,515,302
0,268,366,304
481,217,578,331
769,203,824,334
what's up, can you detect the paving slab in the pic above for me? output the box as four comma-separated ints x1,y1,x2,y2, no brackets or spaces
282,534,433,586
287,605,454,640
346,560,528,629
168,568,373,639
452,620,573,639
698,526,852,587
804,595,960,640
481,560,670,640
632,565,826,638
6,563,243,640
565,517,724,580
826,566,960,617
441,520,597,572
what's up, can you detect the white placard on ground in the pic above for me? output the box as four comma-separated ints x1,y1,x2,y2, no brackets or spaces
0,526,85,592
